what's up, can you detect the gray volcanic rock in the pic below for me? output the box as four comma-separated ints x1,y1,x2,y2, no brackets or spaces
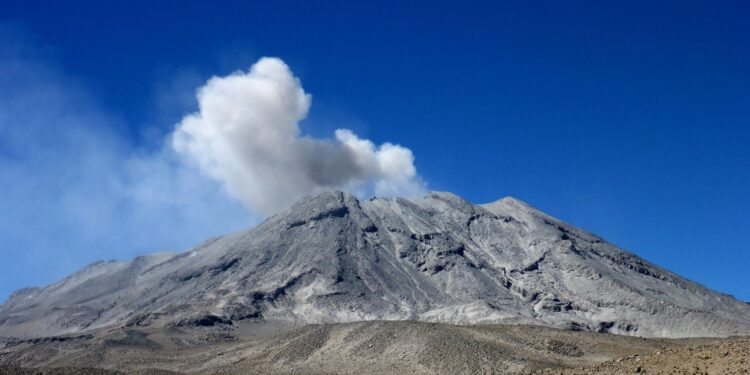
1,191,749,339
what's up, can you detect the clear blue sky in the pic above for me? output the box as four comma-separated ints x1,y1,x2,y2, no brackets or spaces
1,1,748,302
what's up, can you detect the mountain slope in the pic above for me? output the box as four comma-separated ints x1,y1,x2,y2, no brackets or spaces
1,191,749,338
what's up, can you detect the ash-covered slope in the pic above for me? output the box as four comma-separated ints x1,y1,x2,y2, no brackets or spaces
2,191,749,339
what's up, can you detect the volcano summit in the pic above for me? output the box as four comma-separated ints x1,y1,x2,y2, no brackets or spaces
2,191,749,340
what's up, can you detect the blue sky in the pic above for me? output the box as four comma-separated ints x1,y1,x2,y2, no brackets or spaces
1,1,748,302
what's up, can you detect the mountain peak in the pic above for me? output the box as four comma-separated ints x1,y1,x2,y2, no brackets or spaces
279,190,360,226
2,191,750,339
482,195,533,209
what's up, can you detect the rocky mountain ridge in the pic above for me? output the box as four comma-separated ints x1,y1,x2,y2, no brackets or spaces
1,191,749,338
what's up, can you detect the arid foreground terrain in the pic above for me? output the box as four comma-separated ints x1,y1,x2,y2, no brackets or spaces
1,321,748,375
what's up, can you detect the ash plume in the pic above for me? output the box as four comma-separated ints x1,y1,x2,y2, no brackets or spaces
172,57,424,215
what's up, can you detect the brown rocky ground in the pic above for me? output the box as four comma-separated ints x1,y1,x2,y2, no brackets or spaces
0,367,177,374
526,337,750,375
1,322,747,374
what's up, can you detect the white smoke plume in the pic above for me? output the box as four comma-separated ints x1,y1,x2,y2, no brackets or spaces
172,57,424,215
